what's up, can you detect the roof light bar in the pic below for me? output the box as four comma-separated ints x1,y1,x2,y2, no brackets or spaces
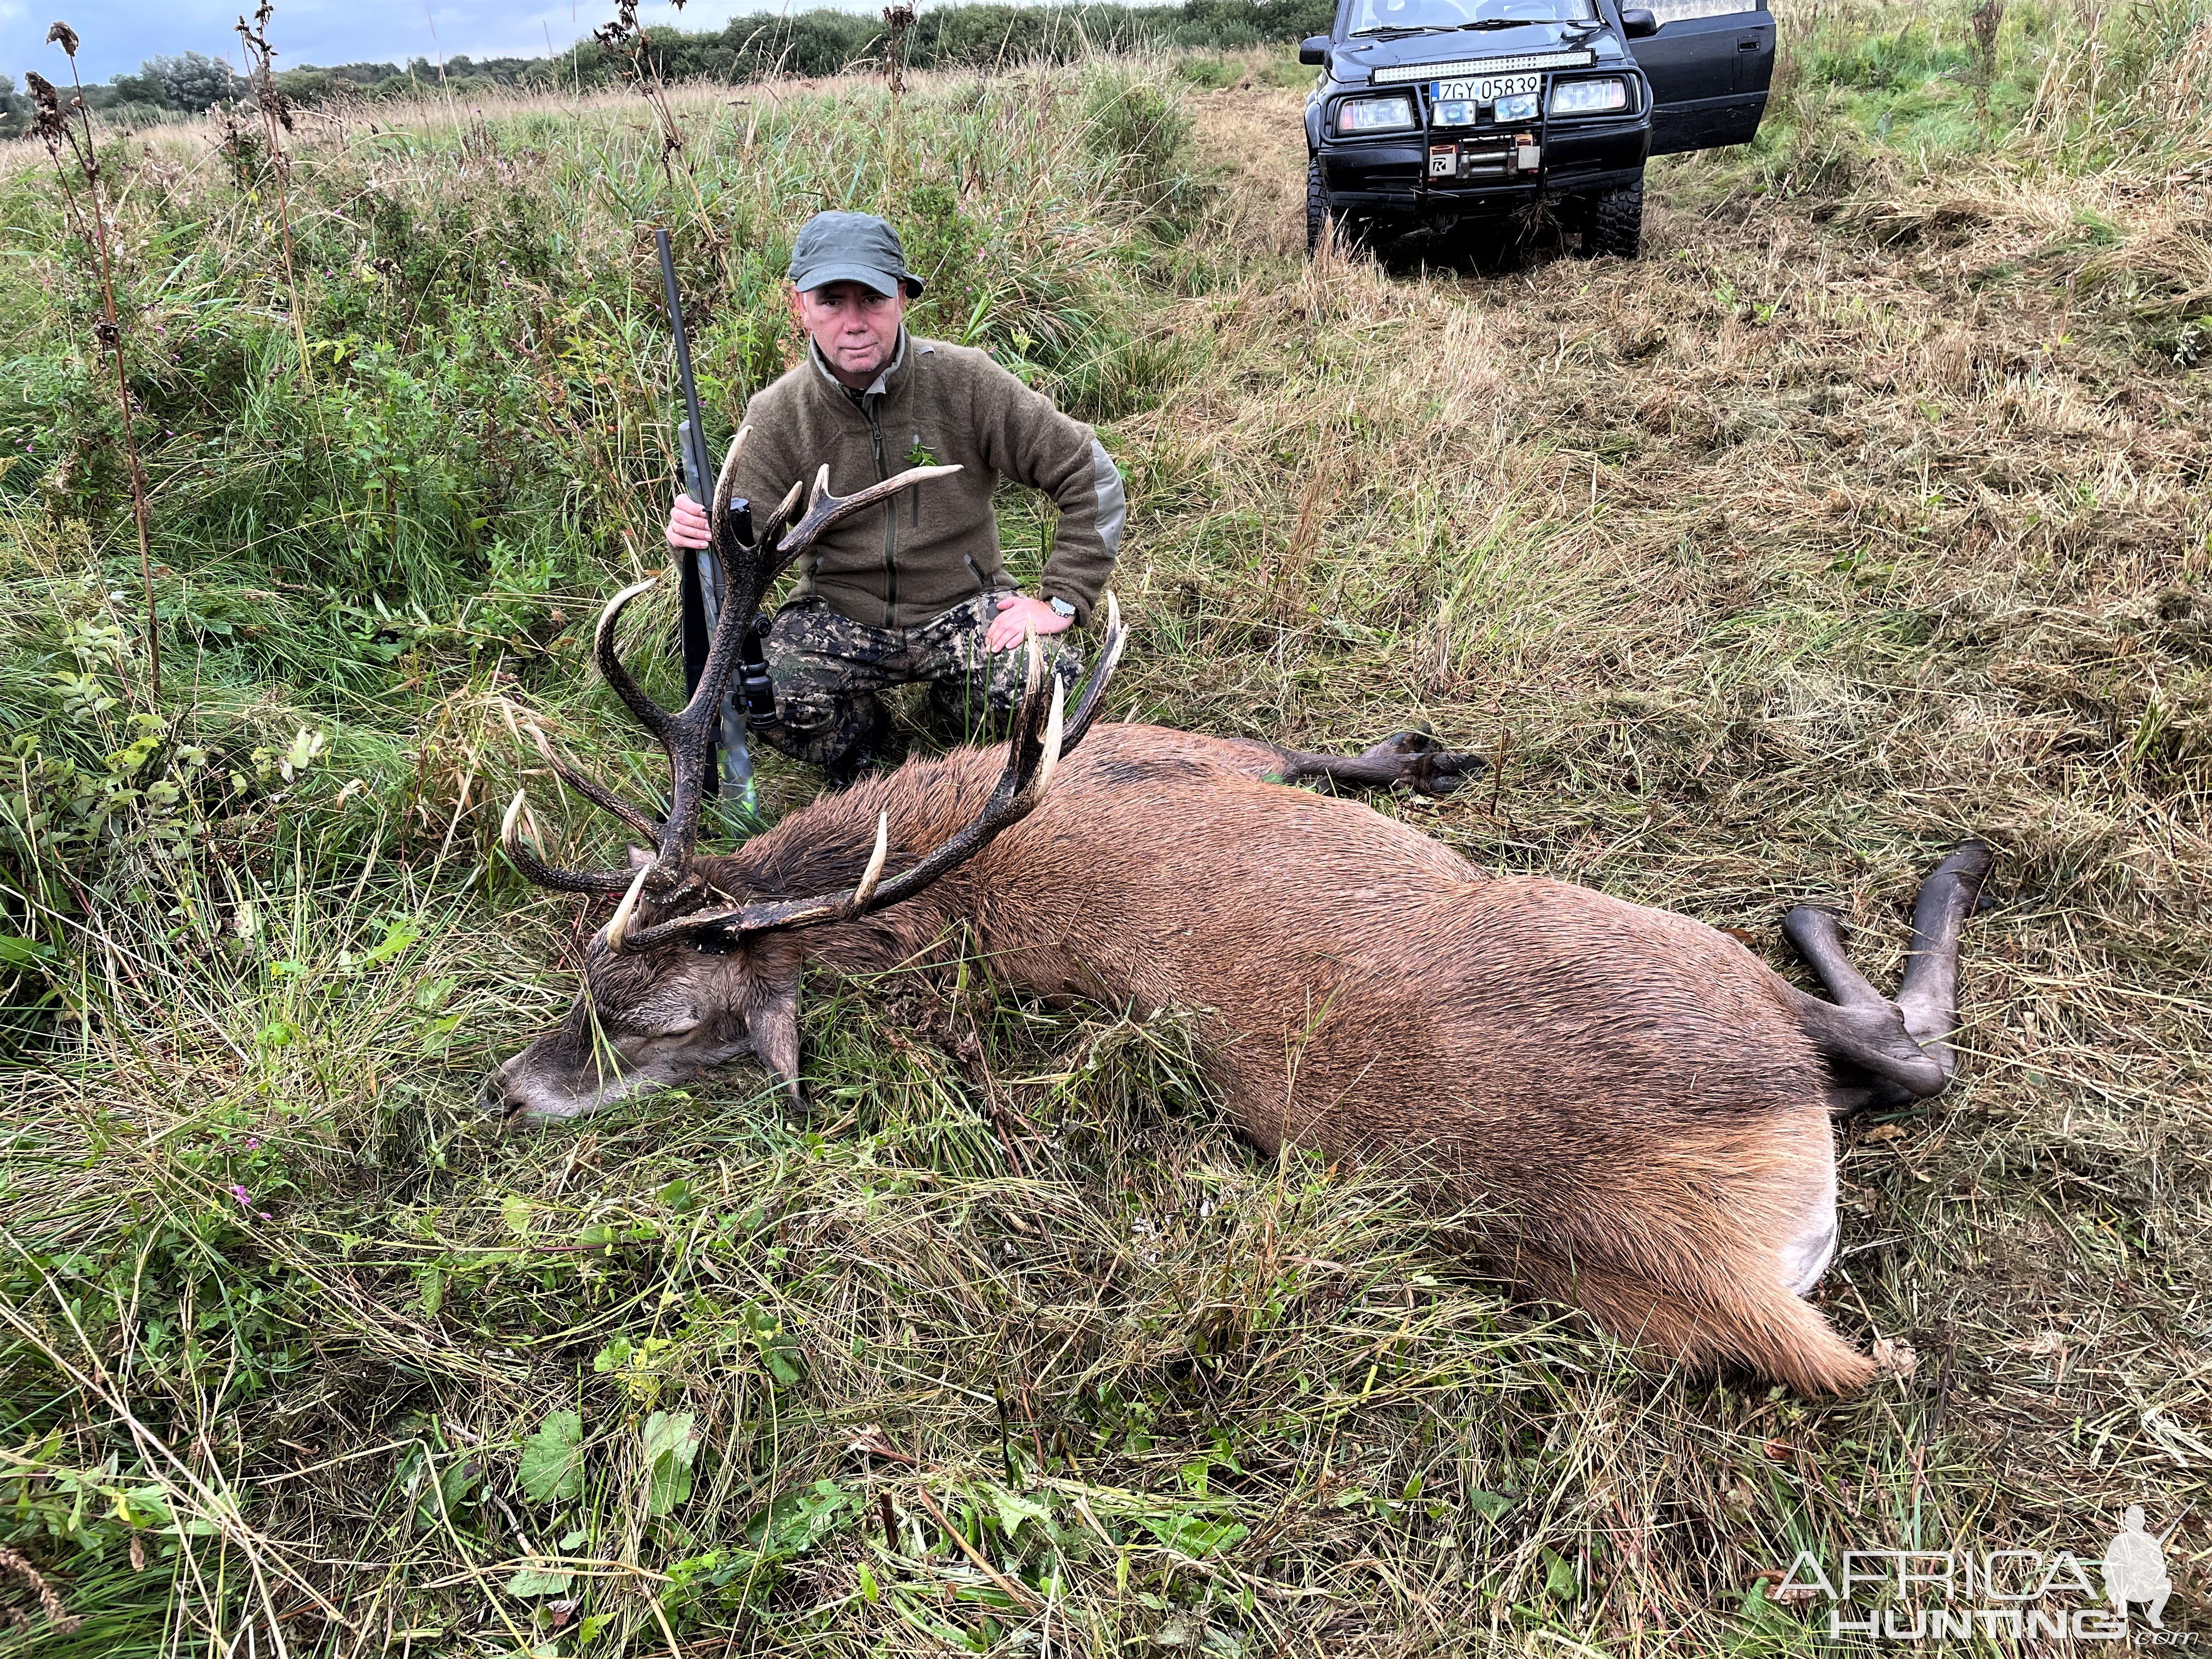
1373,47,1597,83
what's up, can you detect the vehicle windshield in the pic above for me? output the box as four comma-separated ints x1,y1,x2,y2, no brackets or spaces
1348,0,1596,33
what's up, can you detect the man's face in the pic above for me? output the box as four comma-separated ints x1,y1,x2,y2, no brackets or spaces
792,280,906,388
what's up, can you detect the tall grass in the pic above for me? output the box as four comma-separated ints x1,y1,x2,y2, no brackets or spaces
1739,0,2212,172
2,7,2209,1655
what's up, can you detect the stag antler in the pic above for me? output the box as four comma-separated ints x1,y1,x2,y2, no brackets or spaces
500,430,961,896
603,593,1127,953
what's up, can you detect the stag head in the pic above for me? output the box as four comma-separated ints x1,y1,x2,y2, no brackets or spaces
482,429,1126,1125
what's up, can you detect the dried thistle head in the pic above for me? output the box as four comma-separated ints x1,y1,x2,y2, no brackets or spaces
592,0,642,48
236,11,270,70
22,70,69,152
1969,0,2004,54
46,20,81,57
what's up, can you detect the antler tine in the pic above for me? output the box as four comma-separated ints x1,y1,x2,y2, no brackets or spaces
593,578,679,744
603,860,653,952
1060,591,1127,753
1029,650,1069,803
709,424,749,527
740,475,812,610
609,636,1072,953
529,725,663,844
777,463,964,570
995,631,1052,803
708,425,774,625
501,789,640,895
759,476,806,549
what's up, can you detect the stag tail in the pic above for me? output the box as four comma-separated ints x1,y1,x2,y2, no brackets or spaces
1542,1254,1879,1396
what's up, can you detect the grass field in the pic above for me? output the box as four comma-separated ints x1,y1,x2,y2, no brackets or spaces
2,2,2209,1652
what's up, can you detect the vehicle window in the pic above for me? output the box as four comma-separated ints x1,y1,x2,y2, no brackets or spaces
1348,0,1597,31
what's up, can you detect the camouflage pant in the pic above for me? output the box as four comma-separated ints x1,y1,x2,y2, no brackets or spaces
751,594,1084,783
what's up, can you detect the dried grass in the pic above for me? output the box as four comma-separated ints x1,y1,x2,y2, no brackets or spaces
3,32,2209,1659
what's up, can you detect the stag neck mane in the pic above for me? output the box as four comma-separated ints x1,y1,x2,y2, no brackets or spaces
689,747,1010,966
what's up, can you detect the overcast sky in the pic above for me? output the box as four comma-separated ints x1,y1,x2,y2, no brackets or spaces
8,0,878,84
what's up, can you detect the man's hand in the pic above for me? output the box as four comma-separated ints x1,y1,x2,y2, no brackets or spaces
986,593,1073,654
667,494,710,551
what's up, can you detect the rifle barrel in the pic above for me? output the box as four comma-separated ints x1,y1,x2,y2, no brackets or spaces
655,228,710,498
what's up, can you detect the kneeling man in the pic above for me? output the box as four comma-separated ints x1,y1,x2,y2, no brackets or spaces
668,210,1126,786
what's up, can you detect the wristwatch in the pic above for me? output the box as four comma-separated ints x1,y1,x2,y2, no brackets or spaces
1046,595,1077,619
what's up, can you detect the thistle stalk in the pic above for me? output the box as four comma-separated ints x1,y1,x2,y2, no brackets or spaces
236,2,314,392
30,27,159,704
884,2,915,199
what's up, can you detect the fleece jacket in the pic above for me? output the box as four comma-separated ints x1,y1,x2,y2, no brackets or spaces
727,329,1126,629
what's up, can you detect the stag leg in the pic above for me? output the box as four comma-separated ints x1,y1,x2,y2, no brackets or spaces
1274,730,1487,797
1780,906,1927,1111
1895,840,1995,1081
1781,842,1994,1110
1781,905,1891,1011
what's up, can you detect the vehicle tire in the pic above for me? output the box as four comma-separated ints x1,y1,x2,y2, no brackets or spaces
1584,176,1644,259
1306,154,1327,259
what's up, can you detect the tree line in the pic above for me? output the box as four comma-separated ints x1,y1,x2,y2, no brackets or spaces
3,0,1331,128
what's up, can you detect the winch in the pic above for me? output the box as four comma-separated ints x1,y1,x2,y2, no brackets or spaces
1428,133,1543,180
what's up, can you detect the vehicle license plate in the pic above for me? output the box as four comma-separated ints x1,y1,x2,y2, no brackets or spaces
1432,72,1542,104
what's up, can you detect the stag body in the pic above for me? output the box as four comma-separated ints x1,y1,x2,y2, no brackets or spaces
490,431,1991,1395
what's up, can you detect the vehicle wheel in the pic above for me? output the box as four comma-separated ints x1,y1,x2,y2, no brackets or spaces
1306,154,1327,258
1584,176,1644,259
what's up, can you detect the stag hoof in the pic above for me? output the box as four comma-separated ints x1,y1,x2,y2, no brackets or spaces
1931,838,1996,900
1407,748,1488,797
1370,729,1440,757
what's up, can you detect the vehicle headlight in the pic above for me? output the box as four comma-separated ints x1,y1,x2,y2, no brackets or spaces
1337,94,1417,134
1549,77,1629,115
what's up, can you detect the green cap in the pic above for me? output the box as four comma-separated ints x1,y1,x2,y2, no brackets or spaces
787,211,923,300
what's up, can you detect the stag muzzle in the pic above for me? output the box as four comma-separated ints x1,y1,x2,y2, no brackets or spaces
478,1041,641,1126
479,996,767,1126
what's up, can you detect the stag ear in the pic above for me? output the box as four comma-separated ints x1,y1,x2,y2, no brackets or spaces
627,845,653,871
747,975,803,1105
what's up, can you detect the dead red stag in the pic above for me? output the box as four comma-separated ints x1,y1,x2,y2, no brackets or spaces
487,430,1993,1395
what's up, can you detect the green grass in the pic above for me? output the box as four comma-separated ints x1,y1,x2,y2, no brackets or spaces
3,7,2210,1655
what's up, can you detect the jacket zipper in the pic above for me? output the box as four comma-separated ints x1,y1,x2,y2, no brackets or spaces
866,399,895,627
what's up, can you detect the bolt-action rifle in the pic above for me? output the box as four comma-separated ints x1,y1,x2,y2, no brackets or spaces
654,229,777,812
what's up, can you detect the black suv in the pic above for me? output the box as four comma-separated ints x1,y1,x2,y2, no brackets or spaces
1300,0,1774,258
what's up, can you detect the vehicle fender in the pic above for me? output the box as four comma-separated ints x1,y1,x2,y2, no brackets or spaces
1305,97,1323,154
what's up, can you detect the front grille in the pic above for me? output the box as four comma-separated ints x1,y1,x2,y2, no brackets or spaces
1372,47,1596,83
